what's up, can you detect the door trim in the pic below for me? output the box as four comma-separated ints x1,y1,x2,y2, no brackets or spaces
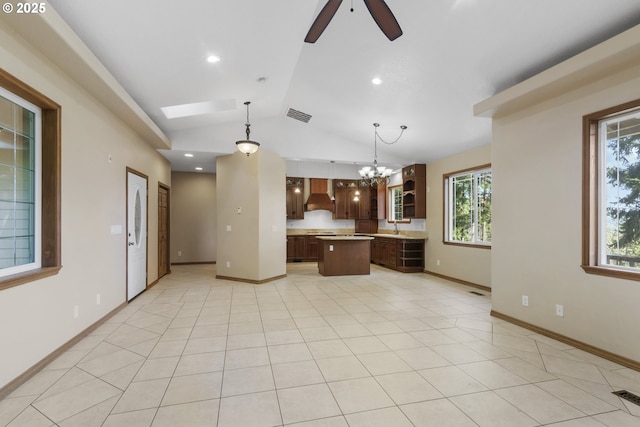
158,182,171,279
126,167,148,301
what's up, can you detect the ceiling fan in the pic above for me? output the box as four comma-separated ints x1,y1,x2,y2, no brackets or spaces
305,0,403,43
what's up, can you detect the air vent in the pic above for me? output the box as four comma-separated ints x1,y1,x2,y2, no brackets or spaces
613,390,640,406
287,108,312,123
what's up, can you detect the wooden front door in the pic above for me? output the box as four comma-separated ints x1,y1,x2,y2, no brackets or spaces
158,184,170,278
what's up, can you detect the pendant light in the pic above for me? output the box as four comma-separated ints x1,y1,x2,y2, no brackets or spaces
235,101,260,156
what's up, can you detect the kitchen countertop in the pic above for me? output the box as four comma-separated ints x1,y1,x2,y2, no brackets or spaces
287,230,427,240
368,233,425,240
286,229,353,236
315,235,374,241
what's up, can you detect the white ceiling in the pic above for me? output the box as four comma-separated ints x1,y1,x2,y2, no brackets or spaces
47,0,640,173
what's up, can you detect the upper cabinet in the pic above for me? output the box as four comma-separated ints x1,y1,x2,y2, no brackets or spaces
357,185,371,219
333,180,379,234
286,177,305,219
372,183,386,220
402,164,426,218
333,179,358,219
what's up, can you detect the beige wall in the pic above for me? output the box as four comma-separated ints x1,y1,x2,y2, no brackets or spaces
0,21,170,388
171,172,217,264
491,64,640,362
425,145,492,288
216,150,286,282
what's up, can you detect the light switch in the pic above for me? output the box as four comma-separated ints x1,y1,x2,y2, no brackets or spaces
329,245,334,251
226,225,232,232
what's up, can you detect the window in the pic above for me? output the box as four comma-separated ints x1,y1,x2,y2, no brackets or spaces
389,185,403,221
0,87,41,274
0,68,61,290
444,165,491,247
583,99,640,280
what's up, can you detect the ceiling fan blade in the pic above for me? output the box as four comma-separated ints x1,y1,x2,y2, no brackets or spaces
305,0,343,43
363,0,403,41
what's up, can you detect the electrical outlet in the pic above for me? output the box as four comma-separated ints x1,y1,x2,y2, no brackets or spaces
226,225,232,232
522,295,529,306
96,294,101,305
226,261,231,268
556,304,564,317
73,305,79,319
436,259,440,266
178,250,182,257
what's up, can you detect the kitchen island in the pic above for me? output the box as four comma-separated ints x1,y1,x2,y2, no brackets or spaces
316,235,374,276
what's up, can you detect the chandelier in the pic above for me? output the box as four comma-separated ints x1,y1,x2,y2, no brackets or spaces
235,101,260,156
358,122,407,186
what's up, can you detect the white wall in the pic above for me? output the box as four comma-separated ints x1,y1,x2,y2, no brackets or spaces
216,150,286,282
424,145,492,287
490,60,640,361
171,172,217,264
0,23,170,388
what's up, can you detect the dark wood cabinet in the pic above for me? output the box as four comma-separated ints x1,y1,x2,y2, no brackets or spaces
286,235,319,262
371,183,386,220
370,237,424,272
402,164,426,219
385,240,397,269
370,238,380,263
355,219,377,233
286,236,295,260
317,238,372,276
286,177,305,220
333,179,359,219
286,235,308,261
398,239,424,271
307,236,318,261
357,185,371,219
333,179,380,223
373,238,397,269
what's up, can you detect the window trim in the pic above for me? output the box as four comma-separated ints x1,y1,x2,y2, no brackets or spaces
582,98,640,281
443,164,492,249
0,68,62,291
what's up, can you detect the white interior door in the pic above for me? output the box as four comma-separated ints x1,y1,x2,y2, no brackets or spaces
127,171,147,301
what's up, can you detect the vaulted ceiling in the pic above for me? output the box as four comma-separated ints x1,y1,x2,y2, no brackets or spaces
48,0,640,172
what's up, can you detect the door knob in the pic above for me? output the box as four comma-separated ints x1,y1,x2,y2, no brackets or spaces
129,242,135,246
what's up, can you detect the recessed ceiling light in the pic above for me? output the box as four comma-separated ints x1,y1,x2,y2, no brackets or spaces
207,55,220,63
184,153,194,157
195,167,203,171
372,77,382,85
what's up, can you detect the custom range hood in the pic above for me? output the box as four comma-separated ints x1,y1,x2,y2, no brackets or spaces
305,178,333,211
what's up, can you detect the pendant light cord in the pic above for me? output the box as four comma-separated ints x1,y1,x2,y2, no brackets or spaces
244,101,251,140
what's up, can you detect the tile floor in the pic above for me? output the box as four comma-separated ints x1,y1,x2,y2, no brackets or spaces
1,263,640,427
